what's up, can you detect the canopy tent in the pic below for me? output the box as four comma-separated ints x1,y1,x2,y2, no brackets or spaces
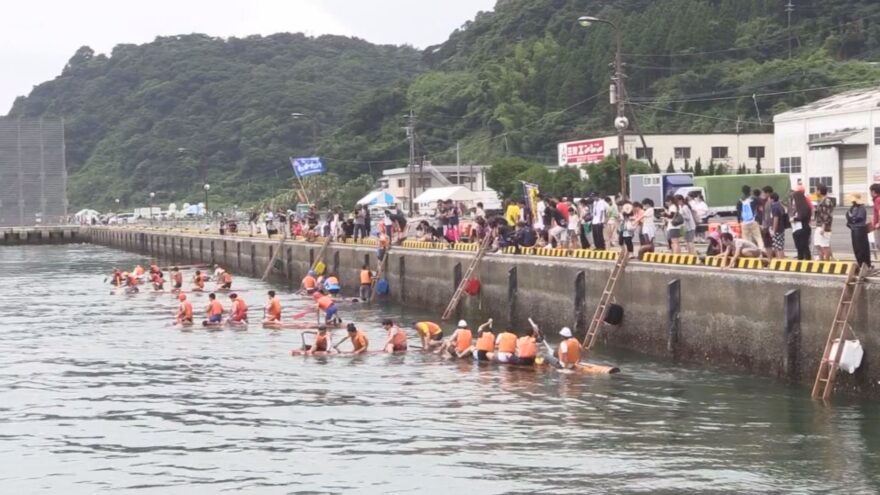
413,186,479,205
357,190,395,206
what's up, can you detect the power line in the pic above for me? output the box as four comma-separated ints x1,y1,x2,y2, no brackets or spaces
630,80,880,105
628,101,771,127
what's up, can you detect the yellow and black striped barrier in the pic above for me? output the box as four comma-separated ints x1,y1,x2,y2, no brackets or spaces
503,246,518,255
571,249,619,260
401,240,445,250
703,256,764,269
532,247,569,257
768,259,852,275
642,252,699,265
453,243,479,252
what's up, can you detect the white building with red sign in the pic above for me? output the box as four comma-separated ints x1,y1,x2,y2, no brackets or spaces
558,133,774,173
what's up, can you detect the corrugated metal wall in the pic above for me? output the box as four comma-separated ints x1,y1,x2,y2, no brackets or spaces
0,118,67,227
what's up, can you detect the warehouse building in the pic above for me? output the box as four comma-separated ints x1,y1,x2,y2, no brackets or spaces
558,132,774,173
774,87,880,205
0,118,68,227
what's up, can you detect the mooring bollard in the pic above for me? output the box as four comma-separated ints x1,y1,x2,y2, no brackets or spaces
783,289,801,379
667,279,681,355
507,266,517,325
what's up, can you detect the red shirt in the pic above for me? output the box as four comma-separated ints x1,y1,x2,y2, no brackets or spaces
874,195,880,227
557,202,570,223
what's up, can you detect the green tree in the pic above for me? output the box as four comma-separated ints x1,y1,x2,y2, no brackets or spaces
586,157,652,196
694,157,703,176
486,157,537,199
755,156,762,174
708,159,716,176
666,158,675,173
682,159,692,173
650,159,661,173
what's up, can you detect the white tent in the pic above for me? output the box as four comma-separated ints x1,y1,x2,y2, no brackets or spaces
414,186,481,213
357,190,396,206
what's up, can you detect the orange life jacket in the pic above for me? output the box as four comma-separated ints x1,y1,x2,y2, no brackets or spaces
352,331,369,352
232,299,247,318
516,336,537,358
390,326,407,347
497,332,517,353
195,275,205,289
315,333,328,351
317,295,334,311
302,275,316,289
179,301,193,319
222,272,232,284
455,329,473,353
267,297,282,319
558,338,581,365
379,233,389,248
151,273,162,284
476,331,495,352
208,300,223,316
360,270,371,285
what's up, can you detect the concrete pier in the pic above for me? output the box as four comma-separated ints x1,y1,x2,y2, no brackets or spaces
0,226,83,245
84,227,880,398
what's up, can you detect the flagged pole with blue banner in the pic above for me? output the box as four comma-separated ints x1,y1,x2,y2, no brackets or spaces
290,156,325,205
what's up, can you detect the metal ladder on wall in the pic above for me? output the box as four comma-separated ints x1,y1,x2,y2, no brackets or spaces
368,242,390,303
440,234,493,320
810,263,867,400
582,248,629,350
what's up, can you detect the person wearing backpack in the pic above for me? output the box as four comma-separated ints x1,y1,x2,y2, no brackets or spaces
737,185,765,250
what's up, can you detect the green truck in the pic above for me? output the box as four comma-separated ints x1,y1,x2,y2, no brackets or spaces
681,174,792,217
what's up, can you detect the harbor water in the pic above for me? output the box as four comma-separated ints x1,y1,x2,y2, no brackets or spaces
1,245,878,494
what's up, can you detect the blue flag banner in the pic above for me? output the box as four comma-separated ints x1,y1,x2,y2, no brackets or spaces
290,156,325,178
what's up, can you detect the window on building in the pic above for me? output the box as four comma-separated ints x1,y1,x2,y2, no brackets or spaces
397,179,405,188
748,146,765,158
779,157,802,174
635,147,653,160
673,147,691,159
417,178,431,188
809,176,833,195
711,147,729,159
875,127,880,145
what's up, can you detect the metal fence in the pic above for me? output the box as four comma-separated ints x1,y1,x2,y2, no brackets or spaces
0,118,67,227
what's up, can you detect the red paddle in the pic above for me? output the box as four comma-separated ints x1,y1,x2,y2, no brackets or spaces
291,309,312,320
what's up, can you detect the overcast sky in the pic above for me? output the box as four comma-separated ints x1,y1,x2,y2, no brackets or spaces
1,0,497,114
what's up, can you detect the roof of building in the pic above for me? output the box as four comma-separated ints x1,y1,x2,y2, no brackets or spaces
382,164,488,176
807,128,869,147
774,86,880,122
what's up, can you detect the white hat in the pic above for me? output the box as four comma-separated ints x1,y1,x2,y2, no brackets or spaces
457,320,468,328
559,327,573,338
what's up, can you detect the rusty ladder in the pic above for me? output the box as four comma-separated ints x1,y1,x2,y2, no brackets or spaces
582,247,629,350
810,262,867,400
368,241,391,303
440,234,493,320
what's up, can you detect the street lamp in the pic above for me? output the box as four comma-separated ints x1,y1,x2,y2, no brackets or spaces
578,15,629,198
149,192,155,225
115,198,120,210
203,184,210,217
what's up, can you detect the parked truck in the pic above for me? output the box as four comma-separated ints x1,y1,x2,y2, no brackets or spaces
629,173,694,213
688,174,792,217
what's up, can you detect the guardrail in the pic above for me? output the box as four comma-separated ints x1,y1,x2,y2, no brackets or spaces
94,226,854,276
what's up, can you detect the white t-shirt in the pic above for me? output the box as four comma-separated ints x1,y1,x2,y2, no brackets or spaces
666,204,678,232
592,200,608,224
642,207,656,238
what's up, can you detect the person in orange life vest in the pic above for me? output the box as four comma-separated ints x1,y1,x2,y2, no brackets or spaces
175,293,193,324
123,272,139,293
359,265,373,300
111,268,123,287
313,291,340,325
474,318,496,362
557,327,581,369
264,290,282,322
510,327,539,366
306,325,334,355
205,293,224,325
150,271,165,291
413,321,443,350
228,293,248,323
324,273,341,295
382,319,407,353
301,270,318,295
171,267,183,290
192,270,206,291
218,270,233,290
378,230,390,261
346,323,369,354
438,319,477,358
149,263,160,276
493,329,518,363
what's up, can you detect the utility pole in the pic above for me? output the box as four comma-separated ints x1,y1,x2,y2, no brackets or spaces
456,141,461,187
786,0,794,59
612,26,628,198
405,110,416,213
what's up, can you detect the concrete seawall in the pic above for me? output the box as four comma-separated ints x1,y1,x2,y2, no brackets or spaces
1,226,83,245
84,227,880,398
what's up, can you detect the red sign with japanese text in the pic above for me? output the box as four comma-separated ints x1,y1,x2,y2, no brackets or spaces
558,139,605,167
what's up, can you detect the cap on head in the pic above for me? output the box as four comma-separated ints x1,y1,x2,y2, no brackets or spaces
318,325,327,332
560,327,573,338
457,320,468,328
346,323,357,333
178,293,187,301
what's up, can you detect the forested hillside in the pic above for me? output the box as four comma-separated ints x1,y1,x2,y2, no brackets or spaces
324,0,880,171
8,0,880,208
6,34,422,209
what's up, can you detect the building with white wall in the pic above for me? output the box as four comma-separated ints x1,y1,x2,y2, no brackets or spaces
379,163,493,206
558,133,774,173
774,87,880,205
